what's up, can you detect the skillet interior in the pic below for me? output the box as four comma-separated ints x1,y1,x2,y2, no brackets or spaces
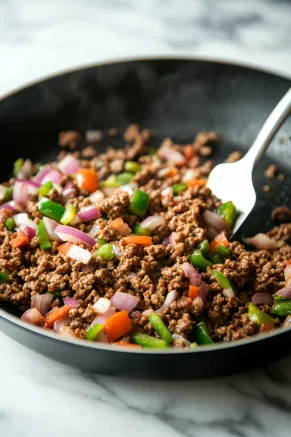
0,58,290,377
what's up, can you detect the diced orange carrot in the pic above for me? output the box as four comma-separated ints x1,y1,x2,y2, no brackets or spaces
113,341,142,349
123,236,152,246
57,242,73,255
111,218,131,236
283,260,291,266
105,310,132,342
187,179,207,187
184,144,196,160
168,167,178,177
210,232,229,253
260,322,274,333
75,168,98,193
44,305,71,328
188,285,199,299
11,232,29,248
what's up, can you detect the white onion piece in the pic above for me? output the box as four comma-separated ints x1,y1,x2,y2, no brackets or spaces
161,187,173,197
276,287,291,299
17,159,33,179
58,326,77,338
13,181,28,208
63,298,80,308
118,185,135,196
90,190,105,204
203,210,228,233
55,225,96,248
160,148,186,166
66,245,92,264
31,294,53,315
43,217,62,241
168,232,178,248
42,169,62,184
172,333,191,347
53,317,71,333
223,288,235,299
112,245,121,257
14,213,36,230
156,290,177,313
198,281,209,300
58,154,80,174
88,224,101,237
140,215,165,231
90,307,116,327
21,308,43,325
284,265,291,282
251,233,279,250
251,292,273,305
183,169,198,182
78,205,101,222
93,297,111,314
103,187,117,197
111,291,139,313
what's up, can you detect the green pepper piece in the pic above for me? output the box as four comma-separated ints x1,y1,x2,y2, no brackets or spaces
218,200,238,229
37,219,52,250
0,271,10,284
94,243,114,261
124,161,142,174
3,187,13,201
195,320,214,345
132,332,168,348
86,324,103,341
5,217,16,231
100,175,120,188
39,181,53,196
129,189,150,217
38,197,65,222
215,245,230,258
272,300,291,317
212,270,233,289
210,254,224,264
132,224,151,236
97,238,107,246
248,303,275,326
148,312,173,344
172,183,188,195
13,158,24,177
198,240,210,258
189,250,212,272
116,172,134,185
191,342,198,349
60,204,77,225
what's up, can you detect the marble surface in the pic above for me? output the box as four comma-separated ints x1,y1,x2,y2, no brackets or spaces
1,1,291,436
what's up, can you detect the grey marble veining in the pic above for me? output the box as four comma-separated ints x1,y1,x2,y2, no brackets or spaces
1,1,291,436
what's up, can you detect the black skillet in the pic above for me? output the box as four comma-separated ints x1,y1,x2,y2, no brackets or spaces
0,58,291,378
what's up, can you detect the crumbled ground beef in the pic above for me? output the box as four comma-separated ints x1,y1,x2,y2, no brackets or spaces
264,164,278,179
0,125,290,346
226,151,242,163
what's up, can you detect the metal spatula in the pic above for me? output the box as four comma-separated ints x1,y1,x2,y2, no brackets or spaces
207,87,291,237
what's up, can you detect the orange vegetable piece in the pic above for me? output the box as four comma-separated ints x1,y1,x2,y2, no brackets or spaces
187,179,207,187
75,168,98,193
113,341,142,349
188,285,199,299
168,168,178,177
210,232,229,253
283,260,291,266
123,236,152,246
111,218,131,236
57,242,73,255
184,144,196,160
11,232,29,248
105,310,132,342
44,305,71,328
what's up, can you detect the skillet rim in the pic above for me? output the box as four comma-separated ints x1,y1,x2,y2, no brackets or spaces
0,55,290,355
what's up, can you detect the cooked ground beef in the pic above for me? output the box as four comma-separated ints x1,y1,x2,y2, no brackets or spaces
0,125,290,348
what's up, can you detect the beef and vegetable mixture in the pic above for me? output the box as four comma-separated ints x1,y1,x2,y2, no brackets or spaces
1,125,291,349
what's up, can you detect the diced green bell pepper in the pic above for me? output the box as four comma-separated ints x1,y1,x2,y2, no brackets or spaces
215,245,230,258
190,250,212,272
37,219,52,250
212,270,233,289
210,254,224,264
172,183,188,195
148,312,173,344
39,181,53,196
60,204,77,225
195,320,214,345
13,158,24,177
86,324,104,341
94,243,114,261
3,187,13,201
272,299,291,317
97,238,107,246
248,303,275,326
100,175,120,188
124,161,142,174
191,342,198,349
129,189,149,217
0,271,10,284
132,332,168,348
38,197,65,222
218,200,238,229
116,172,134,185
198,240,210,258
5,217,16,231
132,224,151,236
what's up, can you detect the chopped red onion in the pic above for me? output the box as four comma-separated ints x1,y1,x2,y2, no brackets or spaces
66,245,92,264
43,217,62,241
142,309,154,317
284,265,291,282
78,205,101,222
198,281,209,300
251,233,279,250
42,169,62,184
16,159,33,179
93,297,111,314
90,307,116,327
172,333,191,347
182,262,201,286
156,290,177,313
203,210,228,233
0,201,15,212
13,181,28,208
58,155,80,174
62,181,75,200
55,225,96,249
34,166,52,184
140,215,165,231
16,179,40,195
53,317,71,333
88,224,101,237
63,297,80,308
223,288,235,299
31,294,53,315
206,226,218,240
21,308,43,325
90,190,105,204
168,232,178,248
20,225,36,240
14,213,36,230
251,292,273,305
276,287,291,299
160,149,186,166
111,291,139,313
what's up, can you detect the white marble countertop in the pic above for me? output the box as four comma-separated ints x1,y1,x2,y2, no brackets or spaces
1,1,291,436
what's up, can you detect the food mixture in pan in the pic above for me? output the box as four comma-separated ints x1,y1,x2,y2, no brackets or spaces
1,125,291,349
